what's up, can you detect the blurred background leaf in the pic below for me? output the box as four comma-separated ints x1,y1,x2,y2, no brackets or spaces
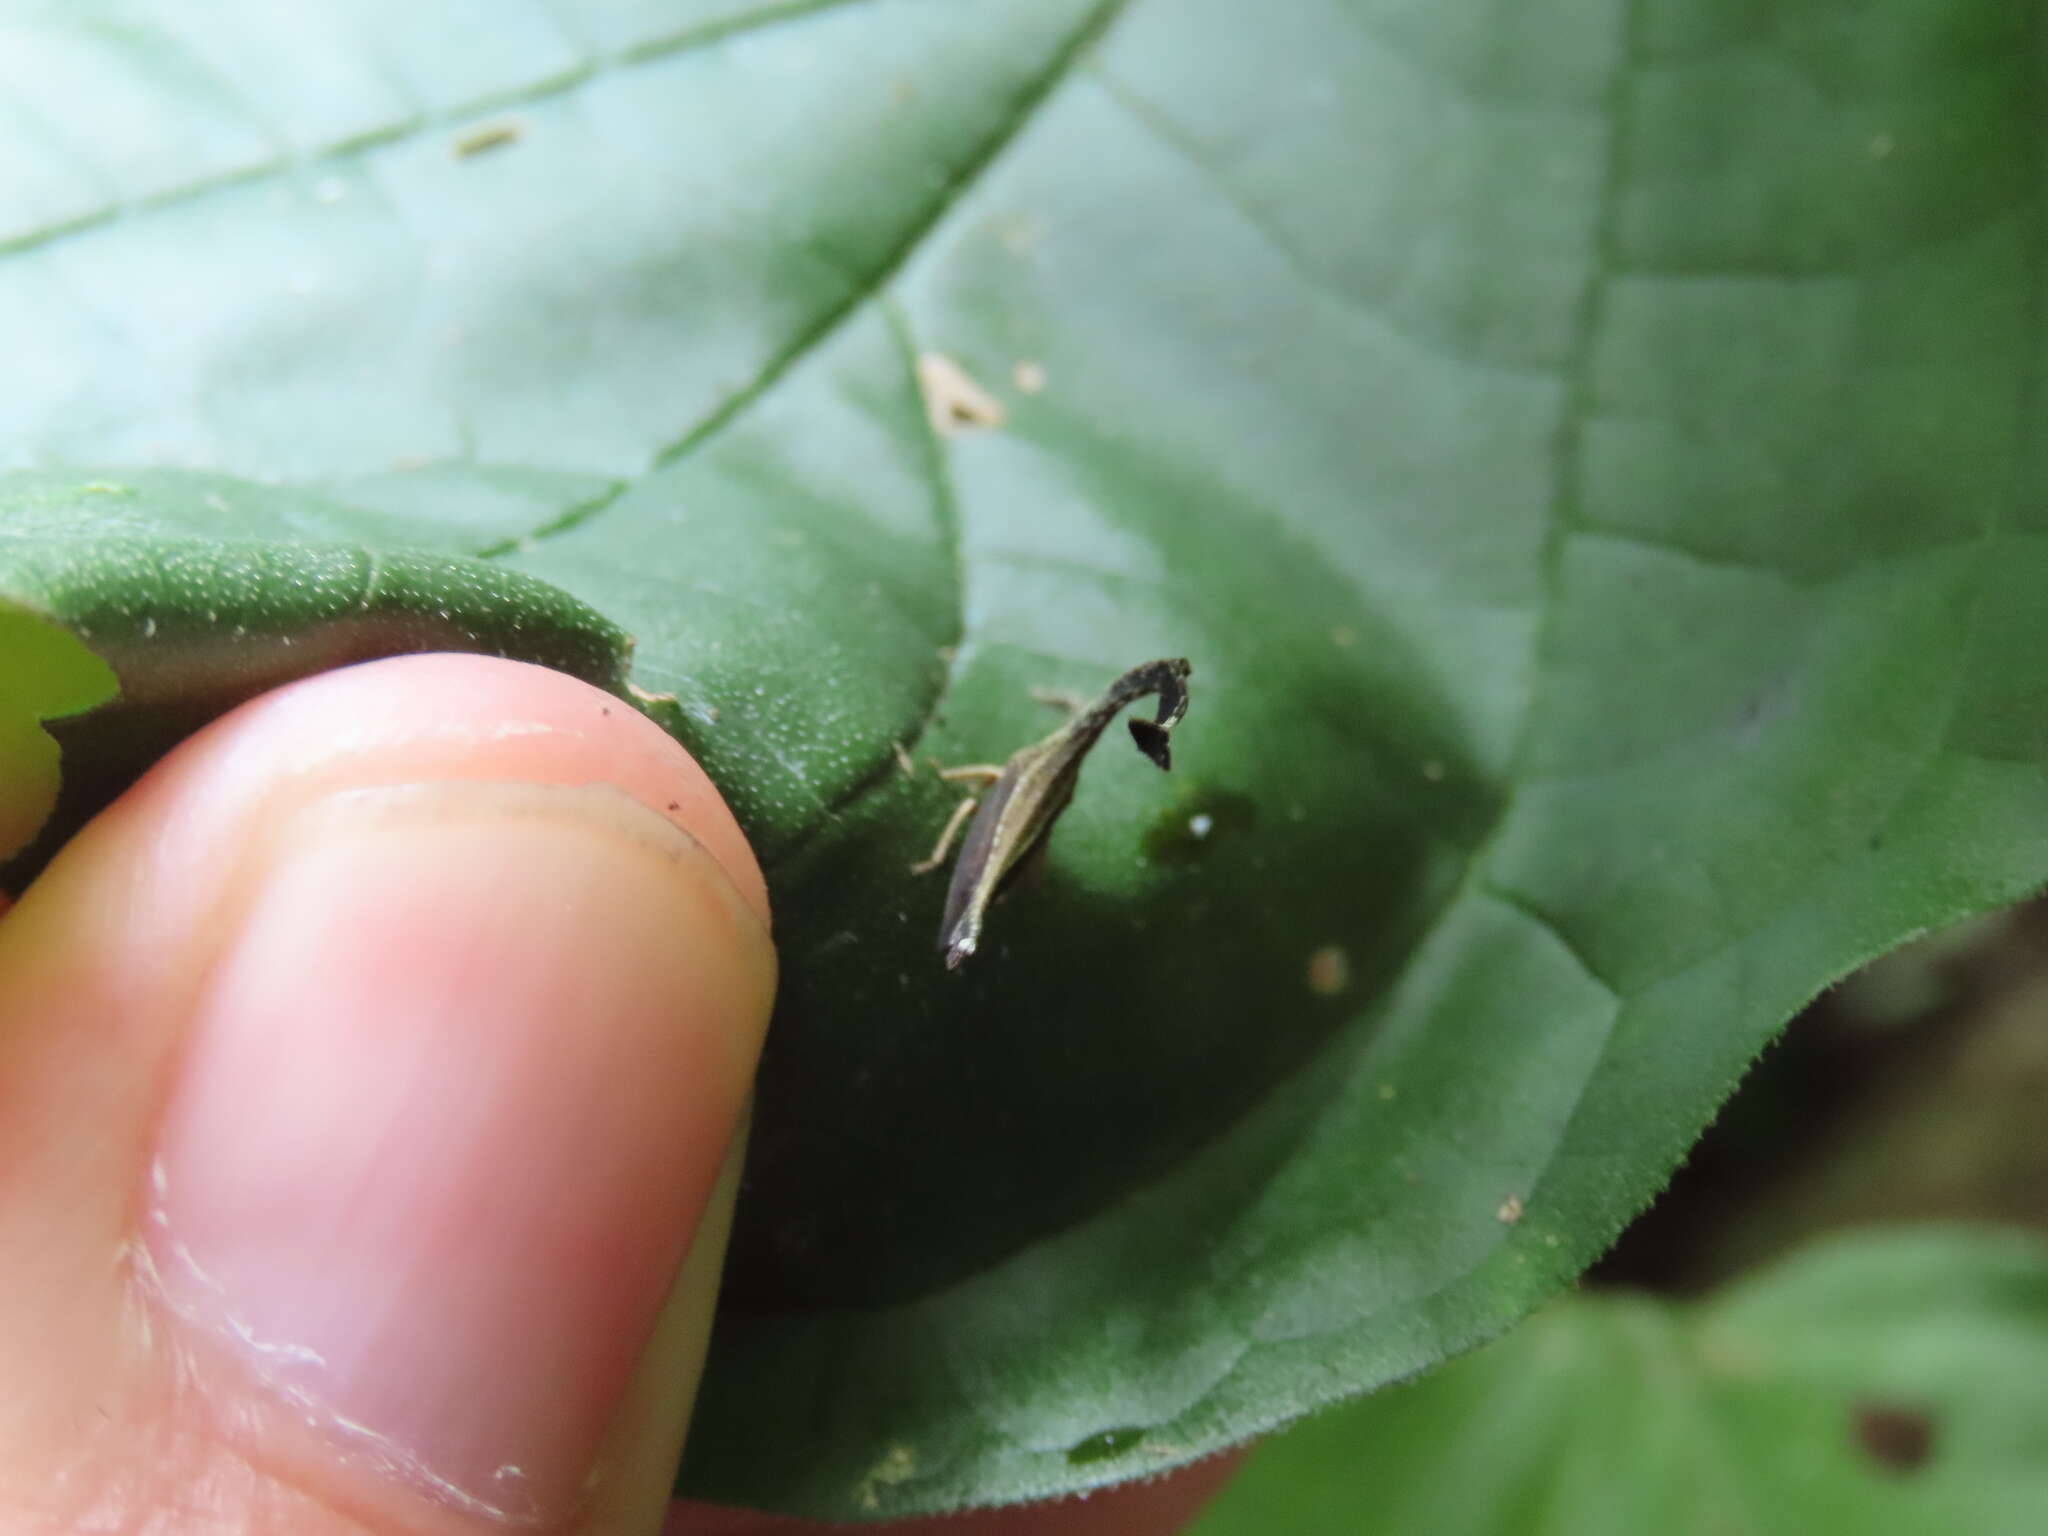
1190,1230,2048,1536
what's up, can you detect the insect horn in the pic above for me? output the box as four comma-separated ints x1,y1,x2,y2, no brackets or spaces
1126,658,1192,770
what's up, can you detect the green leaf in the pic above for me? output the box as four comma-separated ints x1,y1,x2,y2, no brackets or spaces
1,0,2044,1519
0,473,636,880
1189,1229,2048,1536
0,596,116,868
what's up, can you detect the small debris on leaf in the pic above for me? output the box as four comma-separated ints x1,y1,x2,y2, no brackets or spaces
854,1444,917,1511
1306,944,1350,996
917,352,1006,437
452,119,524,158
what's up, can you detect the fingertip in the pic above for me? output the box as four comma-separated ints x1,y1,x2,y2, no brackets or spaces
0,653,779,1531
132,652,770,935
148,778,771,1521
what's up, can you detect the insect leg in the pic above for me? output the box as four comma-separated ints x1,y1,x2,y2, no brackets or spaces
910,795,981,875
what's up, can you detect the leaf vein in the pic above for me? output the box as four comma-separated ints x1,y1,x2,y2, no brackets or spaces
514,0,1136,562
1479,882,1623,1004
875,296,969,751
1089,64,1549,381
761,297,972,867
0,0,872,263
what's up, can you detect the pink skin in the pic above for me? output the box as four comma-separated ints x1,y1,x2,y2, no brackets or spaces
0,654,1236,1535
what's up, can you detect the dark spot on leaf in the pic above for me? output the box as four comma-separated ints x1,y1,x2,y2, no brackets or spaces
1066,1426,1145,1465
1853,1401,1936,1473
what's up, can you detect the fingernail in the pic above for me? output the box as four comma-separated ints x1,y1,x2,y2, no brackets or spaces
142,781,775,1523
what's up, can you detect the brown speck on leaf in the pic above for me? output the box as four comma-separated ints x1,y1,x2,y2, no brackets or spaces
917,353,1006,437
452,119,523,158
1854,1402,1936,1473
1306,944,1350,996
1497,1194,1525,1225
1013,360,1047,395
